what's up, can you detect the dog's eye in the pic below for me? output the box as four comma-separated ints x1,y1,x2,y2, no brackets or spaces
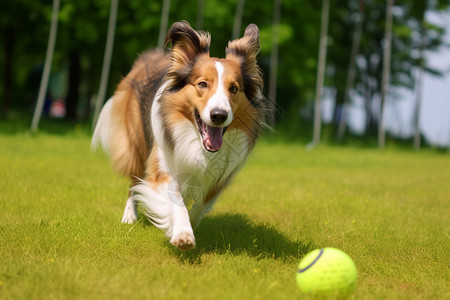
229,85,239,94
198,81,208,89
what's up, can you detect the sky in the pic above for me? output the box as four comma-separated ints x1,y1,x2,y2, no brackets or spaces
419,9,450,147
342,9,450,147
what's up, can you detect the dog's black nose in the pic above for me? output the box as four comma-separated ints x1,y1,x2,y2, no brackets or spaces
210,108,228,125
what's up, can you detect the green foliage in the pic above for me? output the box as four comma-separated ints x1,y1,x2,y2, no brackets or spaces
260,24,294,54
0,0,449,137
0,127,449,299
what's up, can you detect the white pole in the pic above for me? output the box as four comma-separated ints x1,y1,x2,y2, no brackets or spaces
92,0,119,129
31,0,60,132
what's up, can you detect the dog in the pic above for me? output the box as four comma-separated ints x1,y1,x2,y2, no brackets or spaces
92,21,269,250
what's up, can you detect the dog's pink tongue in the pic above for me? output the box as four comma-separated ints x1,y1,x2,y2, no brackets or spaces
204,125,223,152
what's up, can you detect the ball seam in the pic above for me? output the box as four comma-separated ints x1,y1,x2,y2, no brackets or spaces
297,248,324,273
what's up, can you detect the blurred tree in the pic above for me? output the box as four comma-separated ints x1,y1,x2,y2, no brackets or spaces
253,0,320,121
92,0,119,128
31,0,60,132
196,0,204,30
2,23,14,117
378,0,393,149
311,0,330,147
232,0,246,40
157,0,171,48
336,0,365,142
327,0,447,141
268,0,282,125
1,0,449,148
408,0,449,149
0,1,48,117
412,0,427,150
57,0,110,120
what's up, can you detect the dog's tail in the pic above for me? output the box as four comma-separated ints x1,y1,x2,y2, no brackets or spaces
91,98,114,154
91,95,147,178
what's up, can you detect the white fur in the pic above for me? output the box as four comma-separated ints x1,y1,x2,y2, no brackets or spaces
200,62,233,126
130,81,196,248
91,98,114,153
136,116,249,231
173,126,250,227
131,179,195,249
93,49,257,250
131,181,174,236
151,82,170,154
121,196,138,224
132,80,250,247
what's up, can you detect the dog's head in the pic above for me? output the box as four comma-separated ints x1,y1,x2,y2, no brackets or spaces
163,21,265,153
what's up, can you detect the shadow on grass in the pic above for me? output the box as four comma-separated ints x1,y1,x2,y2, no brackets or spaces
168,213,312,264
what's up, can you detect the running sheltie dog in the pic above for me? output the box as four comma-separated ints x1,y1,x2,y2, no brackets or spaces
92,21,269,250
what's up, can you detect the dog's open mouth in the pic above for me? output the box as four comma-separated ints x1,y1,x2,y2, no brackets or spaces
195,110,226,152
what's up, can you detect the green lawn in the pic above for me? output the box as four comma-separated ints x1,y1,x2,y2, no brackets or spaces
0,127,449,299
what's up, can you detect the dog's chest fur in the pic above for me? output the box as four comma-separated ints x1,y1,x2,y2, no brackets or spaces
164,120,249,205
151,85,250,206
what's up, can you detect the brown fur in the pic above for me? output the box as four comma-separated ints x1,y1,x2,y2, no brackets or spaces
109,50,170,179
108,21,267,181
95,22,269,249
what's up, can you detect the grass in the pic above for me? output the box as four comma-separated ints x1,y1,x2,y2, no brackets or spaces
0,123,449,299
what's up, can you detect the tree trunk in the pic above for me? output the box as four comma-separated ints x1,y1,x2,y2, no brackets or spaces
413,12,426,150
65,50,81,120
378,0,394,148
2,26,14,118
448,126,450,153
268,0,282,126
83,70,95,121
413,33,424,150
157,0,171,49
196,0,204,30
31,0,60,132
232,0,246,40
310,0,330,147
92,0,118,127
365,87,373,134
336,0,364,142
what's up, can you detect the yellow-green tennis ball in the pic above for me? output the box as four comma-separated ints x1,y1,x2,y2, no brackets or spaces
296,248,357,296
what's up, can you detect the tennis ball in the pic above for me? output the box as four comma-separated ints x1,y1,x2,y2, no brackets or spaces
296,247,357,296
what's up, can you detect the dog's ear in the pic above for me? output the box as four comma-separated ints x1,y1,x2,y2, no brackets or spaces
165,21,211,72
226,24,263,101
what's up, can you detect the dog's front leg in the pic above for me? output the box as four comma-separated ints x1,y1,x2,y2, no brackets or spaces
167,184,196,250
131,179,195,250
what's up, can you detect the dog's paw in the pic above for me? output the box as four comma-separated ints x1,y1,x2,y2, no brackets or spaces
121,213,137,224
121,197,138,224
170,232,196,250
